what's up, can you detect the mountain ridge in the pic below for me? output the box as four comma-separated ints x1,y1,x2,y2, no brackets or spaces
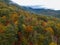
21,6,60,18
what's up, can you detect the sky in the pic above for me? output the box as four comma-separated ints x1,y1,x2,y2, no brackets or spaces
12,0,60,10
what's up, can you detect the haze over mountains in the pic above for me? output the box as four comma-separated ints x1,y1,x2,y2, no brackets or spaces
12,0,60,10
10,0,60,18
21,6,60,18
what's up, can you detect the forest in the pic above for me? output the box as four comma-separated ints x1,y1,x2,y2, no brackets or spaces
0,0,60,45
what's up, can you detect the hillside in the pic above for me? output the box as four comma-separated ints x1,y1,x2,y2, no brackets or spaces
0,0,60,45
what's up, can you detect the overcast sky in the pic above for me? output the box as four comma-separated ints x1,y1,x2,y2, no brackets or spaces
12,0,60,10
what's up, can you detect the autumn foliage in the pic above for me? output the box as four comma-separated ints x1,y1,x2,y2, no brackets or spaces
0,0,60,45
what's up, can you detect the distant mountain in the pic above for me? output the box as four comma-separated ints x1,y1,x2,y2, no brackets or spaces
21,6,60,18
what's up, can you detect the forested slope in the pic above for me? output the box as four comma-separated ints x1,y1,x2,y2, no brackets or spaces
0,0,60,45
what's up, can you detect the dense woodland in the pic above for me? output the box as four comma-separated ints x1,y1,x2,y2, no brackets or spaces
0,0,60,45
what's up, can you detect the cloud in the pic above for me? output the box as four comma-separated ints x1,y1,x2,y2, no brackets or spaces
12,0,60,10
